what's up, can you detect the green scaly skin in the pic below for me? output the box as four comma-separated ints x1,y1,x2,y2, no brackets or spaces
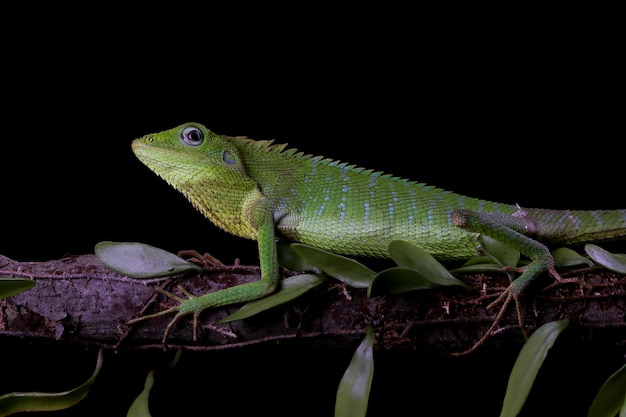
129,122,626,348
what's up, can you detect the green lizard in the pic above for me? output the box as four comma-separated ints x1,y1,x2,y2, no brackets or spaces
129,122,626,349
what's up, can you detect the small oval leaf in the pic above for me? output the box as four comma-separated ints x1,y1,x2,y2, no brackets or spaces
291,244,375,288
480,235,520,269
388,240,469,288
0,278,36,299
449,263,504,274
95,241,201,278
335,325,375,417
499,319,570,417
552,247,594,269
368,267,434,297
585,244,626,274
277,242,322,274
220,274,327,323
461,255,498,266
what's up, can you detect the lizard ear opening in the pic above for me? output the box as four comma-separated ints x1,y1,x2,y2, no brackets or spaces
222,150,237,165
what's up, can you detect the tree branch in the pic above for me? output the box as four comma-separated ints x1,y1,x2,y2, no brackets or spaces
1,253,624,355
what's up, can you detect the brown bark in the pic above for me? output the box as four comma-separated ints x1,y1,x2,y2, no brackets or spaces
1,253,624,355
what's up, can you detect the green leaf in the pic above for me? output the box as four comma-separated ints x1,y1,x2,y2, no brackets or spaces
450,254,507,274
95,241,201,278
552,247,594,269
387,240,469,288
0,348,103,417
335,325,375,417
449,263,504,274
460,255,498,266
127,349,183,417
585,244,626,274
499,319,570,417
0,278,35,299
368,267,434,297
587,363,626,417
480,235,520,269
277,242,322,274
220,274,327,323
291,244,375,288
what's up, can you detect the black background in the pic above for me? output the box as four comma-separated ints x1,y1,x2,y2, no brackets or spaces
1,9,624,416
2,47,622,265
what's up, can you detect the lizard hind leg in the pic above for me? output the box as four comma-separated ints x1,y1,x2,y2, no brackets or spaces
450,209,558,355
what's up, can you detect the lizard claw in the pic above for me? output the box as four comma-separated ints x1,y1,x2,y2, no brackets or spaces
455,262,573,356
177,249,225,269
451,283,526,356
128,285,201,347
158,310,201,346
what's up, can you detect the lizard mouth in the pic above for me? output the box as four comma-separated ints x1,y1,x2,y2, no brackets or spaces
132,137,203,166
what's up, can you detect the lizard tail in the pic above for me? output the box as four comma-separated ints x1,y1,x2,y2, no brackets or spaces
526,208,626,244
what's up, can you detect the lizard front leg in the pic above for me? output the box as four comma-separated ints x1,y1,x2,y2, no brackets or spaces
128,207,280,344
450,209,559,354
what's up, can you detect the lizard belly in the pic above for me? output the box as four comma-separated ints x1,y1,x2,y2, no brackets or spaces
276,213,480,261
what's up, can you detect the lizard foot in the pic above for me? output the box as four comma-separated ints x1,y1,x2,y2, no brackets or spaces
128,285,202,347
452,265,563,356
129,273,277,348
544,267,593,292
177,249,225,269
450,286,521,356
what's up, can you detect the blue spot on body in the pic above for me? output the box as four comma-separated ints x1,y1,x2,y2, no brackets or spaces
339,202,346,220
591,210,605,226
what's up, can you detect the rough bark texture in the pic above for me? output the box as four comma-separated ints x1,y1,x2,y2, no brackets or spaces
1,253,625,355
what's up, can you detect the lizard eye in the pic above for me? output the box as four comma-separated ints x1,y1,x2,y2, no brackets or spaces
181,126,204,146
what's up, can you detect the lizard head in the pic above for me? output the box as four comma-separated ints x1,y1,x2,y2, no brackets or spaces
131,122,263,239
